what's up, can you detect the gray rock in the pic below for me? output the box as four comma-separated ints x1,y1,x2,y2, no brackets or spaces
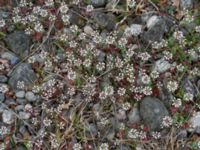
141,16,168,43
182,77,197,98
4,99,16,106
15,105,24,111
5,31,31,58
84,25,94,35
153,58,171,73
139,97,169,131
0,93,5,102
8,63,37,90
0,75,8,83
180,0,193,9
1,52,20,65
93,12,116,31
19,111,30,120
25,91,37,102
0,10,9,19
177,130,188,139
16,98,26,104
91,0,106,7
128,107,141,124
69,8,86,27
189,112,200,134
15,91,25,98
2,110,15,124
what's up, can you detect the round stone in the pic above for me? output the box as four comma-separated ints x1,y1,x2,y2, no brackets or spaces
25,91,37,102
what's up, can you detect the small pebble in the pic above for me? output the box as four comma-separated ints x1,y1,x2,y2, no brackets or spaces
25,91,37,102
2,110,15,124
0,75,8,83
15,91,25,98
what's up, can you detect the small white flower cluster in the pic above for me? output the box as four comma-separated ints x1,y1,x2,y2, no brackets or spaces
73,143,82,150
0,126,10,136
43,117,52,127
138,52,151,61
128,129,147,140
127,0,136,8
173,31,186,47
99,143,109,150
86,5,94,12
167,80,178,92
195,26,200,33
0,19,5,28
151,131,161,139
183,92,194,101
161,116,173,128
152,39,168,49
172,98,182,108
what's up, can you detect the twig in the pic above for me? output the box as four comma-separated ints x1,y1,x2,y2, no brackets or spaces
148,0,159,11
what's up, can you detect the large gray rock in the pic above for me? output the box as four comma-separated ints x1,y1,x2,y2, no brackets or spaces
2,110,15,124
5,31,31,58
8,63,37,90
93,12,116,31
91,0,106,7
141,16,174,43
139,97,169,131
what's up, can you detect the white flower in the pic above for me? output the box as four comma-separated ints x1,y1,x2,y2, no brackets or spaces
99,143,109,150
59,3,69,14
161,116,173,128
128,129,139,139
172,98,182,108
86,5,94,12
128,0,136,8
167,80,178,92
151,131,161,139
105,86,114,96
183,93,194,101
43,117,52,127
117,87,126,96
73,143,82,150
0,19,5,28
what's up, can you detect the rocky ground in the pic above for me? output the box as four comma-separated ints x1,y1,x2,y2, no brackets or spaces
0,0,200,150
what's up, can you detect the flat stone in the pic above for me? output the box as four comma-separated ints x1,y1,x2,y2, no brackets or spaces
25,91,37,102
0,75,8,83
2,110,15,124
19,111,31,120
8,63,37,90
1,52,20,65
15,91,25,98
5,31,31,58
93,12,116,31
139,96,169,131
